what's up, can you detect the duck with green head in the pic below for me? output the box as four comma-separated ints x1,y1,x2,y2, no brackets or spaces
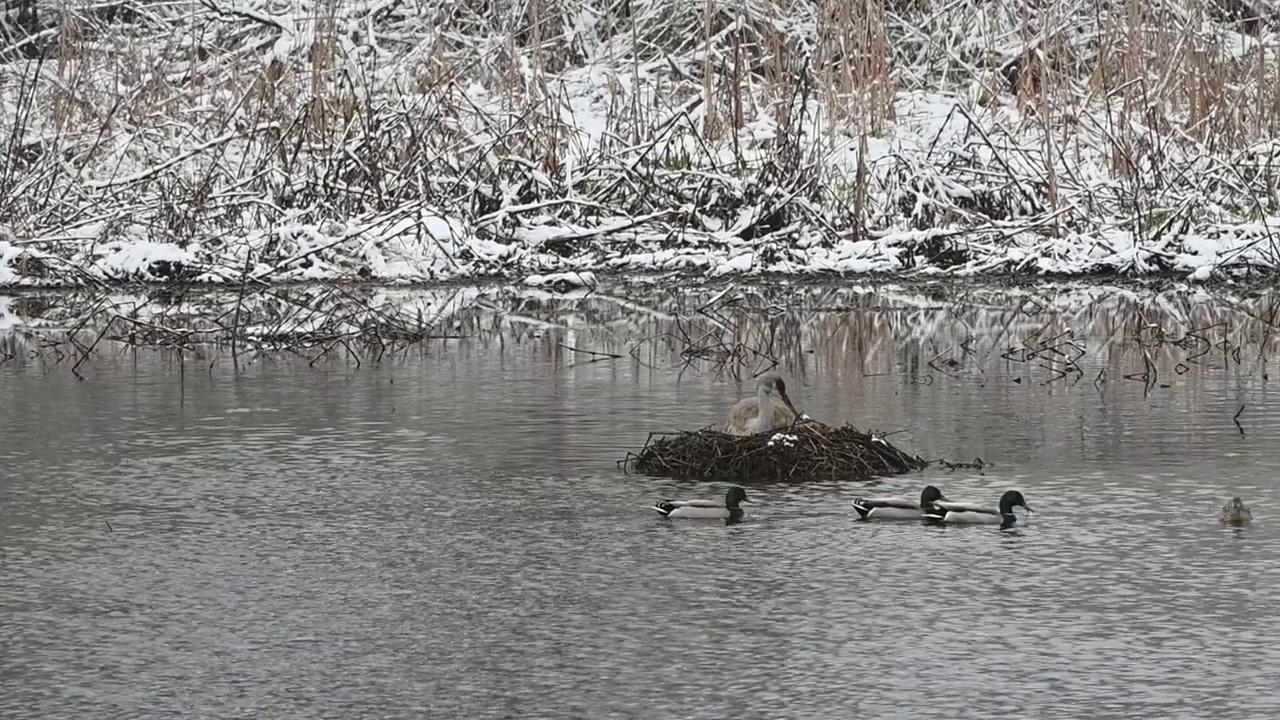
653,486,750,520
852,485,947,521
923,489,1034,530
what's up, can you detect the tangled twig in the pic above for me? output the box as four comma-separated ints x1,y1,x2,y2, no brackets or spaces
620,420,926,483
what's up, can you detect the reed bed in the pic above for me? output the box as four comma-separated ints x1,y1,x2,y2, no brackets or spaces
1,0,1279,286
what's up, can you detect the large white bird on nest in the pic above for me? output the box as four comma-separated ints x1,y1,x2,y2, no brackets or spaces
723,371,800,436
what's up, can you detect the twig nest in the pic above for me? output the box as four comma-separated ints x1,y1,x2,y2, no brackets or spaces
622,420,926,483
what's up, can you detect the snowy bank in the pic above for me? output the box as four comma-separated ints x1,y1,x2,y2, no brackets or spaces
2,0,1280,287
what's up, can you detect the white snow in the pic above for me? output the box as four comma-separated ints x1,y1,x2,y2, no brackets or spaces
90,241,197,282
0,0,1278,287
524,271,599,290
713,253,755,277
0,243,20,286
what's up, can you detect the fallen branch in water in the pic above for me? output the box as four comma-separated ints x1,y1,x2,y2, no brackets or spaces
557,343,622,363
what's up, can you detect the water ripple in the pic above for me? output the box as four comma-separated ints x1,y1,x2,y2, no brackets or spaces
4,312,1280,718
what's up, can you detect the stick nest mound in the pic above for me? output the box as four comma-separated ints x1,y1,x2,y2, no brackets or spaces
621,421,926,483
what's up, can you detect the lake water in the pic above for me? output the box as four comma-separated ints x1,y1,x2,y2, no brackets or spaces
2,280,1280,718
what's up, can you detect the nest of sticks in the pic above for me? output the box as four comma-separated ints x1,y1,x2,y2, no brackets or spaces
621,420,927,483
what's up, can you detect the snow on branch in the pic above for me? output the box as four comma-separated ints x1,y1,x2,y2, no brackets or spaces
1,0,1280,286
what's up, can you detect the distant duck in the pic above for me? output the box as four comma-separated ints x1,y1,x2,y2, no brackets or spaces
923,489,1034,530
852,485,947,521
1219,497,1253,526
724,371,800,436
653,486,750,520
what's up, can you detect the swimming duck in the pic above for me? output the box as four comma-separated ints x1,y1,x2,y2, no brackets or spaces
653,486,750,520
923,489,1033,530
852,485,947,521
1219,497,1253,526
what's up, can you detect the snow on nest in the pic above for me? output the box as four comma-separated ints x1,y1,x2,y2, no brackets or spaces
767,433,799,447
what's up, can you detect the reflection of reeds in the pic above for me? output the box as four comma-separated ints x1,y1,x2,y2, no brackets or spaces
5,284,1280,399
0,286,477,372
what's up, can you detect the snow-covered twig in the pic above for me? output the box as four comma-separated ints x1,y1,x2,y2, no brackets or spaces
0,0,1278,287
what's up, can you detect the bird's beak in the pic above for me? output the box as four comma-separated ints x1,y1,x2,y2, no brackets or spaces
1022,504,1034,513
781,391,800,419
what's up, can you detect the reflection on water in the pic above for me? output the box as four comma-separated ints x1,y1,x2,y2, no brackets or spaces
2,280,1280,718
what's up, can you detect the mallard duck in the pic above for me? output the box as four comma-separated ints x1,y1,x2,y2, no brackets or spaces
1219,497,1253,526
724,372,800,436
923,489,1033,530
653,486,750,519
852,485,947,521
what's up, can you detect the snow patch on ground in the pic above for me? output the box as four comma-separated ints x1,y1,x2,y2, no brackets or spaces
0,243,20,286
90,241,197,282
2,3,1280,288
524,271,599,290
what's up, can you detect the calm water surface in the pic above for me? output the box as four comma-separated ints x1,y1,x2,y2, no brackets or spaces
2,282,1280,718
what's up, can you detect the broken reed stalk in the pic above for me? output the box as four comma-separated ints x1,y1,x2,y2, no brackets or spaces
621,420,927,483
3,0,1279,286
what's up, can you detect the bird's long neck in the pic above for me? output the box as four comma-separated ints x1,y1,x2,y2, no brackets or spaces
754,384,772,432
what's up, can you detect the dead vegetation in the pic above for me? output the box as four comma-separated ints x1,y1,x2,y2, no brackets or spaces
621,421,927,483
1,0,1280,284
2,280,1279,408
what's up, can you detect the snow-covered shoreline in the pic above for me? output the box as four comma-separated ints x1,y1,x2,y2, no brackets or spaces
3,0,1279,288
